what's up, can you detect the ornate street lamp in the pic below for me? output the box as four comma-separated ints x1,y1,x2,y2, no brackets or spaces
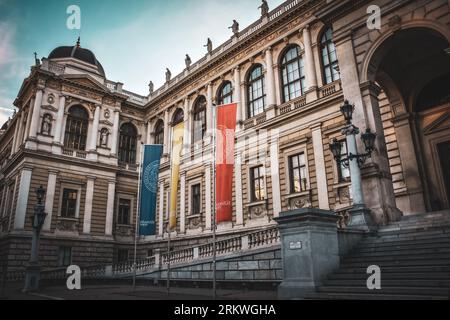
24,186,47,292
329,101,377,231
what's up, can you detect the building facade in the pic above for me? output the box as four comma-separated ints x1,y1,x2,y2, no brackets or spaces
1,0,449,272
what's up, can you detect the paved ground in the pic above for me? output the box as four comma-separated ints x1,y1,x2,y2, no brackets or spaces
0,282,278,300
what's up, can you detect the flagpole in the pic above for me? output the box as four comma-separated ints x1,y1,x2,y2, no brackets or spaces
212,102,217,300
133,142,144,290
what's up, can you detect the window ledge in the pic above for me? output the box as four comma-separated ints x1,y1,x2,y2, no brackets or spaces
245,200,266,208
285,189,311,199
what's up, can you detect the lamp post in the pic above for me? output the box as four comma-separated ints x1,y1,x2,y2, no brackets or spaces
329,100,377,231
24,185,47,292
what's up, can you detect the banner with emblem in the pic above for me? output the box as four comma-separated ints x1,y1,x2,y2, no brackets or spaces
169,122,184,230
215,103,237,223
139,144,163,236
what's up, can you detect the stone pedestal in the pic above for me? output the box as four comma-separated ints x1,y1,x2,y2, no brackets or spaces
23,263,41,292
275,208,340,299
348,205,377,232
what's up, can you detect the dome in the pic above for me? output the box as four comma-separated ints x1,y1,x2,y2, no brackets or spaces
48,38,105,76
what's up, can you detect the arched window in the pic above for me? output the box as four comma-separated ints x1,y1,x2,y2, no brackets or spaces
193,96,207,142
41,114,53,135
217,81,233,105
154,120,164,145
320,27,340,84
172,109,184,126
119,123,137,164
280,45,306,102
247,64,266,118
64,105,89,150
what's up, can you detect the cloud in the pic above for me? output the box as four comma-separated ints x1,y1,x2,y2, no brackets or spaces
0,21,26,123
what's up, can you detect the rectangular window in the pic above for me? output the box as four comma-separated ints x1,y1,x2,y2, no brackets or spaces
191,184,201,215
338,140,351,182
61,188,78,218
117,249,129,263
288,153,308,193
250,166,265,202
118,198,131,225
58,247,72,267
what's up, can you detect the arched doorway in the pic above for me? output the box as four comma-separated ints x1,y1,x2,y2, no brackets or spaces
366,27,450,214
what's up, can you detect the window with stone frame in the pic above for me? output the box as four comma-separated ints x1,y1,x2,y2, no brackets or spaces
218,81,233,105
154,120,164,145
60,188,78,218
250,165,265,202
117,249,129,263
320,27,340,84
118,198,131,225
192,96,207,143
191,183,201,215
118,123,137,164
58,246,72,267
247,64,266,118
280,45,306,102
288,152,308,193
64,105,89,150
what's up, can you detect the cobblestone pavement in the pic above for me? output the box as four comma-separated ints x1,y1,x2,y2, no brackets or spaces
1,282,278,300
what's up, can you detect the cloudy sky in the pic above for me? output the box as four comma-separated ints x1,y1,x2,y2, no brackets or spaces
0,0,285,126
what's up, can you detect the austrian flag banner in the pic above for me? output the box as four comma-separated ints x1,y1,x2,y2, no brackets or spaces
215,103,237,223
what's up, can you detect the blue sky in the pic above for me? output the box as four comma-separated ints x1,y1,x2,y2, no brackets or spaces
0,0,284,125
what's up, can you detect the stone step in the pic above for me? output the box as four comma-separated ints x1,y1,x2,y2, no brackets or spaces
341,258,450,268
351,246,450,257
303,292,448,300
328,272,450,280
316,285,450,296
401,210,450,222
324,279,450,287
360,232,450,245
335,265,450,274
377,223,450,234
354,241,450,253
343,252,450,263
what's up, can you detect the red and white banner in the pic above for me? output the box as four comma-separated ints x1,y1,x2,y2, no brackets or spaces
215,103,237,223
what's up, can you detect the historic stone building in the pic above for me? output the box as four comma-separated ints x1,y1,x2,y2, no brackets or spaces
0,0,449,273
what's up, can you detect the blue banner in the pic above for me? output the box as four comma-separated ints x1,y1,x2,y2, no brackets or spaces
139,144,163,236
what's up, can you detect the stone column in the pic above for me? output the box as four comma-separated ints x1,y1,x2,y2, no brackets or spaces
43,170,58,231
15,112,25,152
180,172,186,233
110,110,120,157
183,98,191,151
52,95,66,154
392,113,426,214
83,176,96,234
10,115,20,156
205,163,212,231
163,109,169,155
233,67,242,127
14,166,33,230
240,78,247,122
105,179,116,236
23,98,35,144
28,90,43,140
270,135,282,218
235,154,244,225
311,124,329,209
158,181,164,236
336,36,400,225
264,47,277,116
275,208,340,299
88,105,100,151
206,83,213,143
146,120,152,144
303,25,318,90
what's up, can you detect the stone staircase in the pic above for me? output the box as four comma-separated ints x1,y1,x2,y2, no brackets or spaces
305,210,450,300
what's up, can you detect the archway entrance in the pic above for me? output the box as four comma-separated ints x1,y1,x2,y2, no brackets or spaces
368,27,450,214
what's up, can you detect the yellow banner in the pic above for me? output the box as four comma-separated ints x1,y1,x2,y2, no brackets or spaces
169,122,184,230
